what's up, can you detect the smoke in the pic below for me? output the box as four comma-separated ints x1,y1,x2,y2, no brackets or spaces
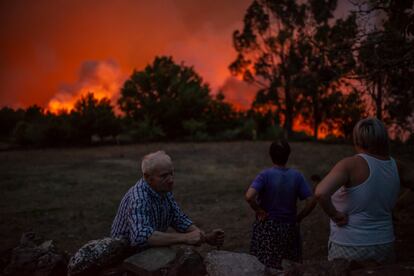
0,0,356,113
219,77,258,110
47,60,127,113
163,20,260,109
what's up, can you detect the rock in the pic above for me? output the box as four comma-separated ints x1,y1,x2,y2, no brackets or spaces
2,233,67,276
122,246,206,276
204,250,266,276
19,232,41,247
123,247,176,275
68,237,130,276
39,240,55,251
99,265,129,276
168,246,206,276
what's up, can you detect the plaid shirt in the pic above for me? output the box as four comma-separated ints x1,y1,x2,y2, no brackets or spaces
110,178,193,247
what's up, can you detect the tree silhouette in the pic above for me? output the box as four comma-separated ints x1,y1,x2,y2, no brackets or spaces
230,0,360,139
355,0,414,135
118,56,211,139
0,107,24,139
71,93,120,144
296,1,358,139
230,0,307,137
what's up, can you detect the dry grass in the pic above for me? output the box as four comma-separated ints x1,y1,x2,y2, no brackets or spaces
0,141,412,262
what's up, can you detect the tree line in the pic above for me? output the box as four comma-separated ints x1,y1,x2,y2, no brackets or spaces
0,55,334,147
230,0,413,140
0,0,413,147
0,56,276,147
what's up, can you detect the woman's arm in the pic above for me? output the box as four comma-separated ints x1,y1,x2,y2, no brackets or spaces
315,158,352,226
245,187,267,220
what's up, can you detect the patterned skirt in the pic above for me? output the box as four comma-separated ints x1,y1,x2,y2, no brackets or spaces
250,220,302,269
328,241,395,264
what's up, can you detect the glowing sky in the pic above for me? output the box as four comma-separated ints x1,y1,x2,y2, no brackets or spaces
0,0,261,110
0,0,353,111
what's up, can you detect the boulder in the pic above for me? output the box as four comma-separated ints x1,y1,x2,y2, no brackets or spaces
2,232,67,276
122,247,176,275
67,237,130,276
204,250,266,276
122,246,205,276
167,246,206,276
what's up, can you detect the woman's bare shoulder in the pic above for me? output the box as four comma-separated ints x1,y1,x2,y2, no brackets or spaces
335,155,361,170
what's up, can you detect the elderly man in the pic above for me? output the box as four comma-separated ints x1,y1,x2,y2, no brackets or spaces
111,150,224,249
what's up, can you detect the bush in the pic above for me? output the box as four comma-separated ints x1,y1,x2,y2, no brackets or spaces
321,134,345,144
259,125,284,140
129,118,165,142
183,119,207,140
291,130,312,141
237,119,256,140
216,129,242,141
12,121,46,146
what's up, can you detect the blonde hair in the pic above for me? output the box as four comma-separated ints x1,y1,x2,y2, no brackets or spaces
353,118,389,155
141,151,172,175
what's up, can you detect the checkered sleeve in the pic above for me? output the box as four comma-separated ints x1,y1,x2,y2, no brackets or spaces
169,195,193,232
128,201,154,247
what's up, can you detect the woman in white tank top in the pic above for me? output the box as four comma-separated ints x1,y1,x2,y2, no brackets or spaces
315,118,405,263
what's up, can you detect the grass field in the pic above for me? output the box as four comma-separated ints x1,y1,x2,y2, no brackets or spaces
1,141,413,262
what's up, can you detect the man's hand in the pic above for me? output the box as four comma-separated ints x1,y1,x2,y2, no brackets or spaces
205,229,225,247
331,211,348,226
184,229,204,246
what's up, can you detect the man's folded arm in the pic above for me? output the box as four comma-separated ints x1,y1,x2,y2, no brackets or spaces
128,202,155,247
169,194,194,233
128,200,202,247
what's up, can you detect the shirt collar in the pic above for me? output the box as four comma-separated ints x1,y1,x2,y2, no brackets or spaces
140,178,164,200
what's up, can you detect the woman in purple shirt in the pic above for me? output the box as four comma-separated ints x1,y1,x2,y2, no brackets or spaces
245,140,316,269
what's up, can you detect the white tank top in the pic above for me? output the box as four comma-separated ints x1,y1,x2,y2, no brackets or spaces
329,153,400,246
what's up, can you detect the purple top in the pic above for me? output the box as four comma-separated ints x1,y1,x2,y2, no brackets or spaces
251,167,312,223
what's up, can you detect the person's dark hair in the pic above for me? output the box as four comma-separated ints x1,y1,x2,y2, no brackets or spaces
269,139,291,165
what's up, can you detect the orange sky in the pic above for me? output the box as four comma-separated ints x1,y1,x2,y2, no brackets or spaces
0,0,260,110
0,0,353,115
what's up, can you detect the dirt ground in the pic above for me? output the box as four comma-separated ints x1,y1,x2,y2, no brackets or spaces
0,141,413,262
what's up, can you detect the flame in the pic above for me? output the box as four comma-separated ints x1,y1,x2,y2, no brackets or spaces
46,60,126,114
292,115,343,139
47,87,116,114
292,115,314,136
43,59,344,139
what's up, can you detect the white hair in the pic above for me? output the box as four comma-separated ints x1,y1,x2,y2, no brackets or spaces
353,117,389,155
141,151,172,175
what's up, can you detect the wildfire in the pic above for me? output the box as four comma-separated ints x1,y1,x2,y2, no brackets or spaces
43,59,343,139
293,115,343,139
292,116,314,136
47,88,116,114
46,60,126,114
